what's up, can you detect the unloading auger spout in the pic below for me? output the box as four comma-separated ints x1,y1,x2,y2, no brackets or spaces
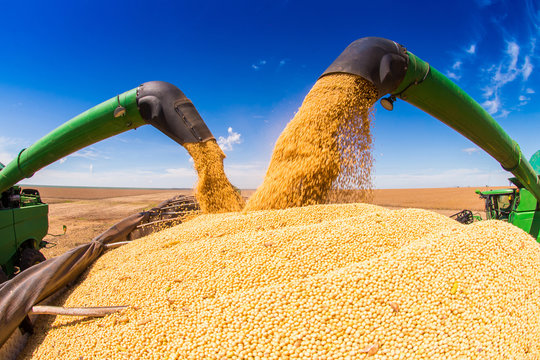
320,37,540,203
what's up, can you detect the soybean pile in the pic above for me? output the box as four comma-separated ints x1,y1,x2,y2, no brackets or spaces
21,204,540,359
245,74,376,211
184,139,244,213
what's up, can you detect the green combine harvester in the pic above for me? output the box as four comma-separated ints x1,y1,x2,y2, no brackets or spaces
321,37,540,241
0,81,214,281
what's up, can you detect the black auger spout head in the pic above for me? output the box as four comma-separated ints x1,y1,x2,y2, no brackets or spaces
320,37,409,99
137,81,214,145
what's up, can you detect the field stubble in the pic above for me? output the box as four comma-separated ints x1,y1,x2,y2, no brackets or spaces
32,185,502,259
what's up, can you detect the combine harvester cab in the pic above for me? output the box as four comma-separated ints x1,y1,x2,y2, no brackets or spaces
476,188,517,221
473,149,540,239
0,170,48,281
321,37,540,242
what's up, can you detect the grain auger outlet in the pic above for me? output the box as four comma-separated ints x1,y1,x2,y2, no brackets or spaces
0,81,215,279
137,81,214,145
321,37,540,240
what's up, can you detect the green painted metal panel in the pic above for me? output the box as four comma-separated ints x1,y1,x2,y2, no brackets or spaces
0,88,145,193
516,189,538,212
12,204,48,249
0,210,15,266
510,211,540,240
479,189,515,195
529,150,540,174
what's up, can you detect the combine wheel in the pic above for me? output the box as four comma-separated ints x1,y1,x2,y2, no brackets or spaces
0,268,7,284
19,248,46,271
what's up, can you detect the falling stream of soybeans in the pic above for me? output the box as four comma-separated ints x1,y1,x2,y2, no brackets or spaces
245,73,377,210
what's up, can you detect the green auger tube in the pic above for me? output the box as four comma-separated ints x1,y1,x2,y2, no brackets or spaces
321,37,540,203
0,81,214,193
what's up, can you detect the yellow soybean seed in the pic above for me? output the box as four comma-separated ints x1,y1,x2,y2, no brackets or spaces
20,204,540,359
184,139,244,213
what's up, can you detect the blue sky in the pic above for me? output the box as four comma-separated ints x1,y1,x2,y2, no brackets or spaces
0,0,539,189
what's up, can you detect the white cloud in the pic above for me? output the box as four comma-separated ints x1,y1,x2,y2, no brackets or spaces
480,39,535,115
522,56,533,80
526,88,535,94
507,41,519,69
279,59,287,67
497,109,510,118
482,95,501,114
445,42,477,82
446,71,461,80
251,60,267,70
482,86,494,98
446,61,463,80
70,148,110,160
217,127,242,151
463,147,480,154
466,44,476,54
0,136,21,164
59,158,67,164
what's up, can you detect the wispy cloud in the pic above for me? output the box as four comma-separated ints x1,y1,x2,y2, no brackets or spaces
463,147,480,154
446,45,476,81
481,40,535,114
217,127,242,151
481,94,501,114
251,60,267,70
70,148,110,160
0,136,21,164
522,56,533,80
56,148,111,165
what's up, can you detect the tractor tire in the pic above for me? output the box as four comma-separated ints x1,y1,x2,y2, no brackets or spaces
0,268,8,284
19,248,46,272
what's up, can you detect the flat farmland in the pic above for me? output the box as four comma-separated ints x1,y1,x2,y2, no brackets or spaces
372,186,507,212
33,186,505,259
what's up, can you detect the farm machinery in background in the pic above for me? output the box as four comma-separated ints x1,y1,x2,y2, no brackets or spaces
0,81,214,281
322,37,540,241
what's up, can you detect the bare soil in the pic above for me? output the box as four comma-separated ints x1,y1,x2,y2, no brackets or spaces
36,188,192,258
32,186,506,260
372,186,508,212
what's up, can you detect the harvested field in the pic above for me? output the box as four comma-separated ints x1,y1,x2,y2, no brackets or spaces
26,185,506,260
32,187,192,203
33,187,189,259
372,186,509,212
